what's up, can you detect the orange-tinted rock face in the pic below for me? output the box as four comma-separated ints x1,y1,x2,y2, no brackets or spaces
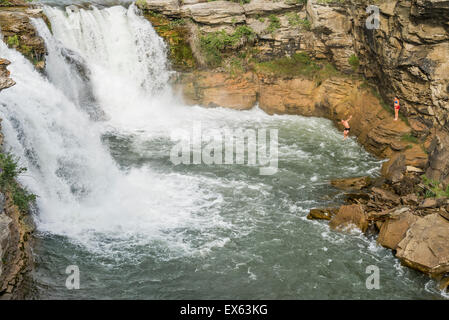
175,70,428,167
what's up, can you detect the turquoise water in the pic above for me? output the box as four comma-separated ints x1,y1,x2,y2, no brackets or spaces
0,2,446,300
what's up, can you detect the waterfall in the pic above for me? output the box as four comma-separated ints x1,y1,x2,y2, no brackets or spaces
0,4,217,252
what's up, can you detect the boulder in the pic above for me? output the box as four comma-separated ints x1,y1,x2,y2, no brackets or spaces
377,211,419,250
307,208,337,221
396,213,449,275
329,204,368,233
180,1,245,25
381,153,406,184
330,176,372,191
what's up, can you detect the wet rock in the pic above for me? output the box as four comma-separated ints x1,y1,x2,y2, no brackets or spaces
0,59,15,92
381,153,406,184
377,211,419,250
396,213,449,275
307,208,337,221
329,204,368,233
330,176,372,191
439,276,449,292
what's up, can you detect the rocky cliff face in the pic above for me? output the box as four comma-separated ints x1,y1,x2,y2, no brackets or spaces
0,5,48,70
139,0,449,184
0,58,34,300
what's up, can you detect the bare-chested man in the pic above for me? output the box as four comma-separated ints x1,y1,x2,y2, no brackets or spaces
341,115,352,140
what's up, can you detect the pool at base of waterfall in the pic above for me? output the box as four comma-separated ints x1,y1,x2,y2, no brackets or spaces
0,3,446,299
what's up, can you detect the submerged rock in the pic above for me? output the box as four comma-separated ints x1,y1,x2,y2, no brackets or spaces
307,208,338,221
329,204,368,233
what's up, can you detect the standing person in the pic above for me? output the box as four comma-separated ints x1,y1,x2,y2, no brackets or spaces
394,96,400,121
341,115,352,140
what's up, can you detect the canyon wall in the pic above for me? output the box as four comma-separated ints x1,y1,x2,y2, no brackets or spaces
138,0,449,184
0,59,34,300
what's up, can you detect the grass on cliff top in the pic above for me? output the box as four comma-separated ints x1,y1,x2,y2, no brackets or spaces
0,152,36,213
422,175,449,198
254,52,339,82
200,26,256,67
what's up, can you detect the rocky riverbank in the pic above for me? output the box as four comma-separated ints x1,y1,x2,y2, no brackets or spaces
0,0,448,297
138,0,449,292
0,58,35,300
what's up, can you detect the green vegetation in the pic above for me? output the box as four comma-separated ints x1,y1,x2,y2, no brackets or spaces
286,12,311,30
401,133,419,144
0,153,36,213
266,14,281,34
348,54,360,71
255,52,339,83
7,35,20,47
200,26,256,67
145,12,196,70
422,175,449,199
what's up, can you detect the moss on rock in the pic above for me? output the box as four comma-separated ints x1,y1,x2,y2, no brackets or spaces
144,12,196,71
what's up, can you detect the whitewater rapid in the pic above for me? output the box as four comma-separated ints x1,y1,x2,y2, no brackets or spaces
1,3,445,299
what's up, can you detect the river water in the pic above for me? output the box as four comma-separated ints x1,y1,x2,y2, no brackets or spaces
0,3,445,299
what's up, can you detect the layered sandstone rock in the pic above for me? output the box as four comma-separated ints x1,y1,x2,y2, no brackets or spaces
0,59,15,92
396,213,449,276
329,204,369,232
0,7,47,69
175,70,428,166
377,210,419,250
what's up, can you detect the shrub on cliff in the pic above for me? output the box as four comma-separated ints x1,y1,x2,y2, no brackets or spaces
0,152,36,213
200,26,256,67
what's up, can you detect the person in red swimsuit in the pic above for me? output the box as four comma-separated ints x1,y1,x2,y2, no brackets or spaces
394,96,400,121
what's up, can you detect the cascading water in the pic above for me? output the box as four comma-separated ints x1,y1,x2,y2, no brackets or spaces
0,3,446,299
